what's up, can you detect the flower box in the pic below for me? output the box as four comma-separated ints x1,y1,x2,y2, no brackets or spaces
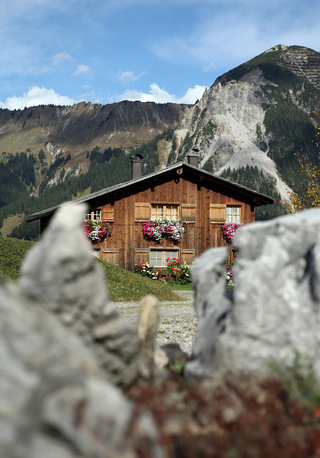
221,223,241,244
142,219,184,243
83,220,112,243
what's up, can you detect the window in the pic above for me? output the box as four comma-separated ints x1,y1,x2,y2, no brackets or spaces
226,206,241,223
150,249,179,268
151,204,178,220
85,210,101,221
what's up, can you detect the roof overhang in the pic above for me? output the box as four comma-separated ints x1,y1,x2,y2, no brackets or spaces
26,162,275,223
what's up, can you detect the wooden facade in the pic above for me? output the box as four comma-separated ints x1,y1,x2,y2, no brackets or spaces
27,161,274,270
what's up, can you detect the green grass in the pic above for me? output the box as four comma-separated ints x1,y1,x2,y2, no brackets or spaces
0,235,35,281
0,236,182,302
97,259,183,302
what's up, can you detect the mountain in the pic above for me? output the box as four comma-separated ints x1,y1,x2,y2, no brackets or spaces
0,100,187,153
1,44,320,239
0,100,187,178
169,44,320,203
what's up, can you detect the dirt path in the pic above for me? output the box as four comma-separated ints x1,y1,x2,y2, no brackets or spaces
116,291,198,354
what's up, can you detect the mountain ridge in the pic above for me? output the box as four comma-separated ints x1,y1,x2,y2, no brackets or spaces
170,44,320,202
0,100,188,163
1,44,320,238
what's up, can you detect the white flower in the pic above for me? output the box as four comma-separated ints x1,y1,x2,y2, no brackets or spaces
88,229,100,241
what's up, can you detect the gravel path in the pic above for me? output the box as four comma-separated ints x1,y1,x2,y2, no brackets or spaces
116,291,198,355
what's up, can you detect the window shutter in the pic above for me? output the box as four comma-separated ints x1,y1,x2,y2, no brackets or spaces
210,204,226,222
181,204,196,221
101,206,114,221
134,249,149,265
135,202,151,221
102,249,119,265
180,249,195,265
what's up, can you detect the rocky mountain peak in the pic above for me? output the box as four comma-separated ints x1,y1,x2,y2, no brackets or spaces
172,45,320,204
278,45,320,89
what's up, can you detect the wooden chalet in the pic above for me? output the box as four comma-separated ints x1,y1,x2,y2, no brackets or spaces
27,155,274,270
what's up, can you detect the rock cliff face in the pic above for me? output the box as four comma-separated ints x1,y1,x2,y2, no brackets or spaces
174,79,292,200
172,45,320,202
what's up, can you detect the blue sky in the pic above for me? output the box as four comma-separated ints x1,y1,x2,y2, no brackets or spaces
0,0,320,110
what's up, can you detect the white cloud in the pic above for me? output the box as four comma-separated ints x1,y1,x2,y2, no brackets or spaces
0,86,77,110
116,83,206,104
178,85,207,103
72,64,91,76
51,52,72,66
117,70,146,82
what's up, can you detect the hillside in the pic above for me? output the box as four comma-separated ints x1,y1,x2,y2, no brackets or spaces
172,45,320,204
0,236,34,281
0,101,187,156
0,101,187,195
0,235,181,302
1,44,320,239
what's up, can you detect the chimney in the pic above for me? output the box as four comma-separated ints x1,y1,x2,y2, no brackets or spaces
130,154,144,179
187,148,199,168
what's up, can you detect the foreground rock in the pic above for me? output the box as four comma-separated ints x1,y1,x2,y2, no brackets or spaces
4,203,320,456
0,203,165,457
19,204,146,386
0,281,163,458
185,208,320,382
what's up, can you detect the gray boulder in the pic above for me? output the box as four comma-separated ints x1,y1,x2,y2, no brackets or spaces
0,282,163,458
185,208,320,382
184,247,233,381
19,203,145,386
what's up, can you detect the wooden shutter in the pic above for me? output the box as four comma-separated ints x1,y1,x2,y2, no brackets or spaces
101,205,114,221
135,202,151,221
180,249,195,265
181,204,196,222
210,204,226,222
134,249,149,265
102,249,119,265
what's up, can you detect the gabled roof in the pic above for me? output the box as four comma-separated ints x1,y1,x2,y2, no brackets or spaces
26,161,274,222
